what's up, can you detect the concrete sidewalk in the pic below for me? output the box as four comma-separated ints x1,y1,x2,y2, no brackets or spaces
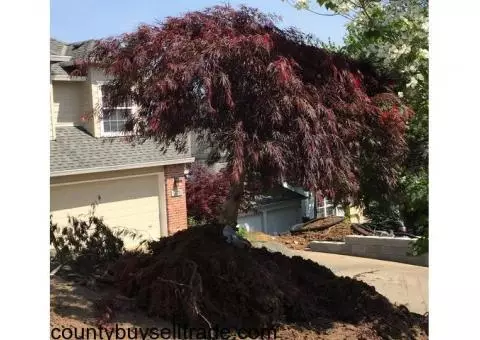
254,241,429,315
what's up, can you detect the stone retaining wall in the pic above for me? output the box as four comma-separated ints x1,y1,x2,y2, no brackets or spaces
309,235,428,267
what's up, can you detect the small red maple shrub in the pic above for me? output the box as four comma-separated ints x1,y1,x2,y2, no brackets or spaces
186,163,230,223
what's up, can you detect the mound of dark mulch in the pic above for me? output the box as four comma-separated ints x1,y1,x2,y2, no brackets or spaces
277,221,360,250
291,216,345,234
108,224,428,339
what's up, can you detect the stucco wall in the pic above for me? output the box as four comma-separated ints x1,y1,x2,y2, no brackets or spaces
52,81,85,125
349,206,368,224
81,73,96,136
49,67,131,138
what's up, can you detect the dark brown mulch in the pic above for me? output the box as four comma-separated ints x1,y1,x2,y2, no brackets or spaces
291,216,345,234
104,224,427,339
277,221,362,250
351,223,374,236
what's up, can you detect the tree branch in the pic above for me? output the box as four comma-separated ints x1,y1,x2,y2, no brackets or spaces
285,0,353,20
357,0,375,26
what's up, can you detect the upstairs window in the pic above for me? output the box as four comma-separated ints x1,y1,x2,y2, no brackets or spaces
100,86,133,137
317,197,344,218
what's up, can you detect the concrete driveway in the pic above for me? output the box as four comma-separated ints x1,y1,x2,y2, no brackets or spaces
254,241,429,315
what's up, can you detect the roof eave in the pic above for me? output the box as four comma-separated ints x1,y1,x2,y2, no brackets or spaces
51,75,87,82
50,157,195,178
50,55,72,62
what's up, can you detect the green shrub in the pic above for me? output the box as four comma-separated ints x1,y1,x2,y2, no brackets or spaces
409,228,429,256
50,200,127,274
236,224,248,239
188,216,206,226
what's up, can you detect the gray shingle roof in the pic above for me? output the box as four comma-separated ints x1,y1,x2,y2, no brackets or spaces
64,40,97,59
51,127,193,176
50,62,69,76
51,38,97,77
237,186,307,217
50,38,67,55
50,38,97,59
254,186,307,206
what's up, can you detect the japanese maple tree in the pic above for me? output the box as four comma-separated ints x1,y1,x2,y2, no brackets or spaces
87,5,412,226
186,163,230,223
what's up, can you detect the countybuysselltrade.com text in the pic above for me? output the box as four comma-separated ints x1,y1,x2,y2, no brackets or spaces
50,322,277,339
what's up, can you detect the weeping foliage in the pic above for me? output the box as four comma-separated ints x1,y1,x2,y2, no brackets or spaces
186,164,231,223
186,163,266,223
86,5,412,205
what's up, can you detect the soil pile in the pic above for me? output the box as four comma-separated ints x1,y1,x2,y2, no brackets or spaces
292,216,345,234
108,224,427,339
278,220,361,250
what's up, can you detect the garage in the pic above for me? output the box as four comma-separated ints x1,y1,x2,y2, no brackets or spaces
237,186,306,235
50,174,163,248
238,201,303,235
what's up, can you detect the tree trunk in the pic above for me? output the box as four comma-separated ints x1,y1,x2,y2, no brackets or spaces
312,190,317,219
342,202,351,222
218,175,245,227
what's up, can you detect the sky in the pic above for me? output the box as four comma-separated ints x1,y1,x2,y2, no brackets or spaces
50,0,348,45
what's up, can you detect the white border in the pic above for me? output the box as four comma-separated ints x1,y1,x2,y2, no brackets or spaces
1,0,50,337
430,0,480,338
3,0,480,337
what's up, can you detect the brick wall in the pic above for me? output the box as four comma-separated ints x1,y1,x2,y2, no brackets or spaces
164,164,188,235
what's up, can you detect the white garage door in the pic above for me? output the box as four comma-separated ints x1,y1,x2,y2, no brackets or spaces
237,214,264,233
237,202,302,235
265,206,301,234
51,175,162,248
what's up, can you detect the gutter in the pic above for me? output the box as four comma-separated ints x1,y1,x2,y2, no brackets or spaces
50,75,87,82
51,157,195,177
50,55,72,62
255,199,304,211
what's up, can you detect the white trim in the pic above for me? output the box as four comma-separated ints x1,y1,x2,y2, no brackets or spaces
317,197,345,218
158,171,169,237
100,107,132,137
258,199,302,212
50,157,195,177
100,129,132,138
99,84,133,137
238,199,301,219
56,122,76,127
51,75,87,82
51,172,160,187
94,79,114,85
50,82,56,140
50,55,72,62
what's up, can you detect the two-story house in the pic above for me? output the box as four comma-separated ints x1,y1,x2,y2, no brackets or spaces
49,38,194,248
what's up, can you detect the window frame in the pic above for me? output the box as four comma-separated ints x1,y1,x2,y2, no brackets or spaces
317,197,344,218
99,84,133,137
